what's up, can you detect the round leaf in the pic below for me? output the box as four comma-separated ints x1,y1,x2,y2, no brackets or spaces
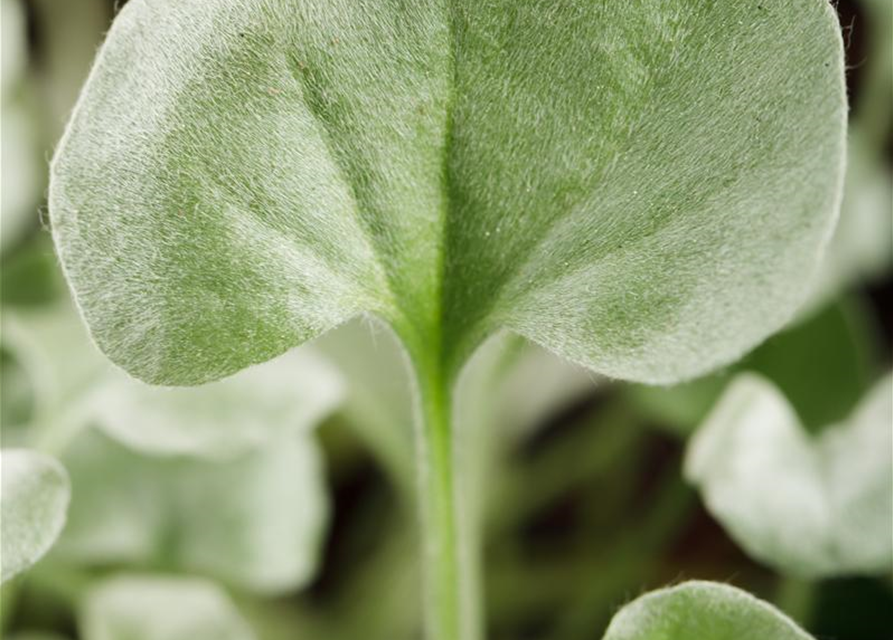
603,581,813,640
51,0,846,386
3,301,343,460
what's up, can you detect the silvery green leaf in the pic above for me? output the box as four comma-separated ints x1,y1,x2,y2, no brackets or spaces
58,428,328,594
51,0,846,387
80,575,255,640
602,581,813,640
1,449,71,583
686,372,893,577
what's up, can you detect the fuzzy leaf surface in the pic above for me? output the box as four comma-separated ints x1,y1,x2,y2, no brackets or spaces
51,0,846,385
603,581,813,640
627,298,878,437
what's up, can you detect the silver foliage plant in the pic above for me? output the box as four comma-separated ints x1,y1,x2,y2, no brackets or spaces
48,1,847,639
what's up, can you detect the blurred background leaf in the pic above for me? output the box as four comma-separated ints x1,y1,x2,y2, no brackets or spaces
686,372,892,577
1,449,70,583
56,426,330,595
602,582,813,640
79,575,255,640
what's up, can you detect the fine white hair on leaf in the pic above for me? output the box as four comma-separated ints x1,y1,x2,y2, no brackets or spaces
50,0,847,387
602,580,814,640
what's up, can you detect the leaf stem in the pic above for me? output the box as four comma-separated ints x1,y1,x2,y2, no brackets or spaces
774,576,815,626
412,351,478,640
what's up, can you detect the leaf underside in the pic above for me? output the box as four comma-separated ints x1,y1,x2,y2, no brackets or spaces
51,0,846,386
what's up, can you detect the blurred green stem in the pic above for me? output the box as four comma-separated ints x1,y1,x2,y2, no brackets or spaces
413,352,478,640
490,398,644,537
775,577,816,626
0,581,20,631
554,471,694,640
856,0,892,145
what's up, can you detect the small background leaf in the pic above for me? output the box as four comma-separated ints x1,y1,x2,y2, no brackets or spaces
603,581,812,640
79,575,255,640
315,318,416,491
1,0,26,94
57,428,329,594
2,299,343,460
1,449,71,583
808,134,893,307
685,373,893,577
1,0,43,254
1,305,108,442
92,348,343,460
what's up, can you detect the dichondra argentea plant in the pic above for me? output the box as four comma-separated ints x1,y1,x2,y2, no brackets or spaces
46,1,847,639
